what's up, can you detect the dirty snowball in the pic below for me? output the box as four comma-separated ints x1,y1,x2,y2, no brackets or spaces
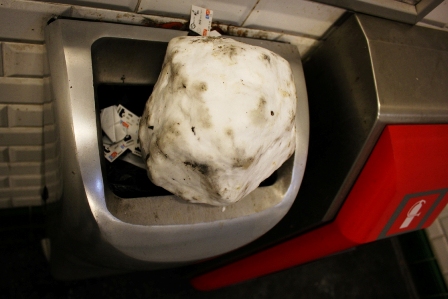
139,36,296,206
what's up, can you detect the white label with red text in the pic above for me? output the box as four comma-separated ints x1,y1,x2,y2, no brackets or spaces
190,5,213,36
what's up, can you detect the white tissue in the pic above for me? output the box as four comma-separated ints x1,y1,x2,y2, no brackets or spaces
100,105,127,143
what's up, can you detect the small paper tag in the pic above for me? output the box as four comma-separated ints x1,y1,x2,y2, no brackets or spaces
117,105,139,147
117,105,139,127
104,141,128,162
190,5,213,36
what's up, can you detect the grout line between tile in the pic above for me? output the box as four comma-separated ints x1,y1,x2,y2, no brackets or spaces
134,0,142,13
438,218,448,239
1,42,4,77
241,0,261,27
0,37,45,45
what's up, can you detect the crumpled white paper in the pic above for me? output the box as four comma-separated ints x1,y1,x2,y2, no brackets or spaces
100,105,127,143
100,105,141,162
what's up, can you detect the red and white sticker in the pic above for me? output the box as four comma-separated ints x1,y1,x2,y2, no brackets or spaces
104,141,128,162
379,189,448,238
190,5,213,36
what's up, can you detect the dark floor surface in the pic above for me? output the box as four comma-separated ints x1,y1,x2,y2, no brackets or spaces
0,236,419,299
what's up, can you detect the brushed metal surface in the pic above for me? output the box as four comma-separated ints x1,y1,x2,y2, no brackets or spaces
284,13,448,234
45,18,309,276
311,0,443,24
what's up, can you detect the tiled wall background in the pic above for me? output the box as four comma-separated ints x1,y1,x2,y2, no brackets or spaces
427,205,448,285
417,0,448,30
1,0,448,286
0,37,57,208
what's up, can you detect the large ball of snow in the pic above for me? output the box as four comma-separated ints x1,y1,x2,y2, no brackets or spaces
139,36,296,206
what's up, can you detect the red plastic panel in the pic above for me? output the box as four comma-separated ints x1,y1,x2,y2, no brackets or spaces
191,124,448,291
385,192,440,236
191,224,357,291
337,124,448,242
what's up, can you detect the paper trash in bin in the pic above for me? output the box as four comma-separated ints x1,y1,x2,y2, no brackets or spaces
100,104,141,162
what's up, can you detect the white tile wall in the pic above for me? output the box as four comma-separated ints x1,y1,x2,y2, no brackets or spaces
37,0,139,12
43,124,56,144
427,204,448,286
43,102,55,125
44,143,57,161
0,1,59,207
243,0,346,38
68,5,177,25
0,163,7,175
433,236,448,273
0,77,47,104
8,105,43,127
7,162,43,176
439,203,448,218
0,176,8,188
0,128,43,146
0,147,8,162
0,43,3,77
418,0,448,31
9,175,43,187
427,217,444,239
9,146,43,162
0,1,71,43
44,158,60,176
0,105,7,127
43,78,53,105
0,187,10,198
137,0,259,26
3,43,48,77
